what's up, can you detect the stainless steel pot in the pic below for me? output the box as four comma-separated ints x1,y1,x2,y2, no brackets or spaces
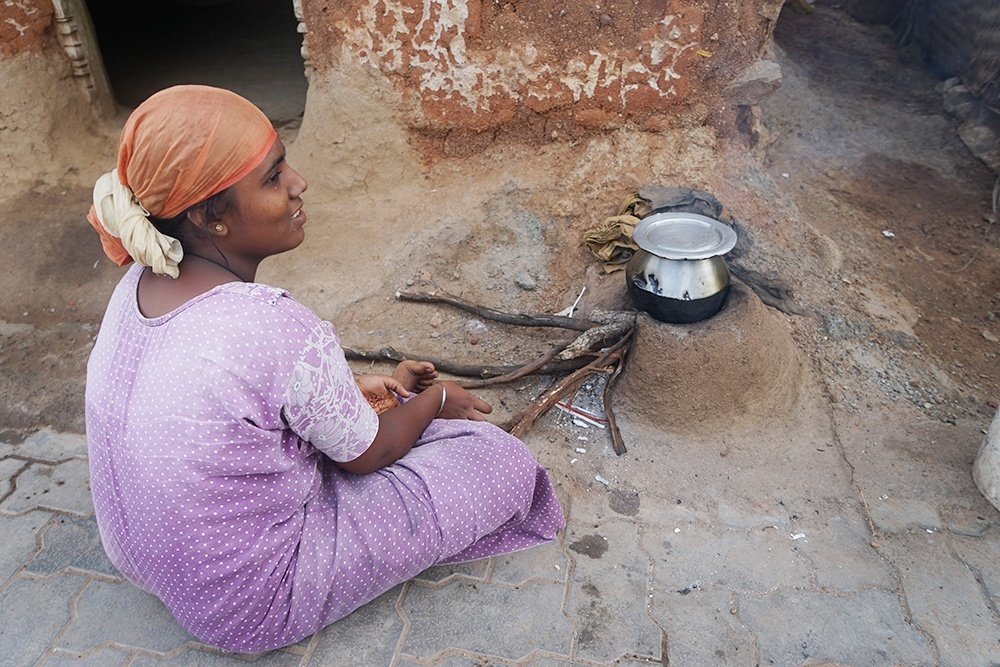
626,250,730,323
625,212,737,324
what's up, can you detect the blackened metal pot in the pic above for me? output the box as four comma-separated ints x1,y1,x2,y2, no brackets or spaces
625,212,736,324
626,250,731,323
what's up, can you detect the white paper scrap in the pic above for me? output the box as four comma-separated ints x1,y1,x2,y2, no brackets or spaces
554,286,587,317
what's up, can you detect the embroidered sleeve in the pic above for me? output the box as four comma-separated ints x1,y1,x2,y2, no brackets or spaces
281,320,379,462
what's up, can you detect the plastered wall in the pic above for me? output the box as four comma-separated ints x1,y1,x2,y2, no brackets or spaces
1,0,54,55
302,0,783,144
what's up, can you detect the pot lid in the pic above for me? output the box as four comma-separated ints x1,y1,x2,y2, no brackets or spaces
632,212,738,260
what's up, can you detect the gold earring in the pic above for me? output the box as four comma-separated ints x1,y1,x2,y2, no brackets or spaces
214,224,224,233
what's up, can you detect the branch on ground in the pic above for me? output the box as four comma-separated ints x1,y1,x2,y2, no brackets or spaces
396,286,595,331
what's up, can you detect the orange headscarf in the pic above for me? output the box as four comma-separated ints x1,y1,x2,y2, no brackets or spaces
87,85,277,276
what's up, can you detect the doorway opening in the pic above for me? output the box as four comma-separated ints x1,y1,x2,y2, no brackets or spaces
85,0,307,134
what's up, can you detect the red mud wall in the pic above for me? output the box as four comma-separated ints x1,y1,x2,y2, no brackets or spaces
0,0,54,56
302,0,783,145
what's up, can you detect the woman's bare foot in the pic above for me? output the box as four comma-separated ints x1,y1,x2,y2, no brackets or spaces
393,360,438,393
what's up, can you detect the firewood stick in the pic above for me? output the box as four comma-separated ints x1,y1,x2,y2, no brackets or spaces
558,320,631,360
508,329,634,438
343,346,589,378
602,335,633,456
508,364,608,439
459,342,571,388
396,287,594,332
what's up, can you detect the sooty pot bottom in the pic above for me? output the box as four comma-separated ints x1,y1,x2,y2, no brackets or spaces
627,282,730,324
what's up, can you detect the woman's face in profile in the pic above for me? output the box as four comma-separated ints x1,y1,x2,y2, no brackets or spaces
220,139,309,261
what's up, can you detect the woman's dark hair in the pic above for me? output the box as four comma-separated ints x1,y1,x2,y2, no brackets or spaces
148,188,232,249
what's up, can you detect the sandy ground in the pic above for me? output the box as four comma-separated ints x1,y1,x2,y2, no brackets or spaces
3,6,994,436
0,5,998,662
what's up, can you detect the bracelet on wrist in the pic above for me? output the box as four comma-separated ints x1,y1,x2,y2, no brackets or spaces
436,385,447,417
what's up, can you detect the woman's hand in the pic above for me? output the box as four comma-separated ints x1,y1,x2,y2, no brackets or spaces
437,381,493,421
341,380,492,474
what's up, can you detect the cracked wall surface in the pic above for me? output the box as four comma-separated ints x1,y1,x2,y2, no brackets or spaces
1,0,785,173
302,0,783,142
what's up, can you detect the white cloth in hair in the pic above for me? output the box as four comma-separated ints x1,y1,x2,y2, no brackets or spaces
92,170,183,278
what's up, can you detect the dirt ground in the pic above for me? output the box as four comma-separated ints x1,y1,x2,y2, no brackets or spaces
0,5,996,458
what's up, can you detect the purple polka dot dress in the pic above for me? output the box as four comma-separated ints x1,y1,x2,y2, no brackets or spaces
86,265,565,653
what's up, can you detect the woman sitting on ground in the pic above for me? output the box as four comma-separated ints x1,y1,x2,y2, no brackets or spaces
85,85,565,653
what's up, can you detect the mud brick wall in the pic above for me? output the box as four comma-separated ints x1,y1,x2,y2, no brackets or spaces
0,0,54,55
302,0,784,144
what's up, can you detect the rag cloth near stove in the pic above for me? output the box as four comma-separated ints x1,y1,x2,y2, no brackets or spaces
583,186,729,273
586,187,808,315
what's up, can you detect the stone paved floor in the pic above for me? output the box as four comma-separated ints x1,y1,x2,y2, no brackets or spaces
2,393,999,666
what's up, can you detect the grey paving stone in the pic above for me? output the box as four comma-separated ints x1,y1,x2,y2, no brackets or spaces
844,420,983,535
489,540,566,586
401,656,648,666
401,578,571,661
783,503,896,590
951,529,1000,606
633,493,707,529
16,429,88,463
572,661,654,666
741,588,932,666
565,521,661,663
0,574,83,666
308,584,404,666
939,500,995,537
413,559,489,585
0,510,49,582
282,634,312,655
869,495,942,533
0,457,28,496
130,647,302,665
715,496,790,531
649,588,754,667
881,532,1000,666
42,647,130,666
616,396,853,503
27,515,119,578
0,459,93,516
562,481,617,528
519,658,654,667
58,580,195,654
397,657,513,666
643,523,812,593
